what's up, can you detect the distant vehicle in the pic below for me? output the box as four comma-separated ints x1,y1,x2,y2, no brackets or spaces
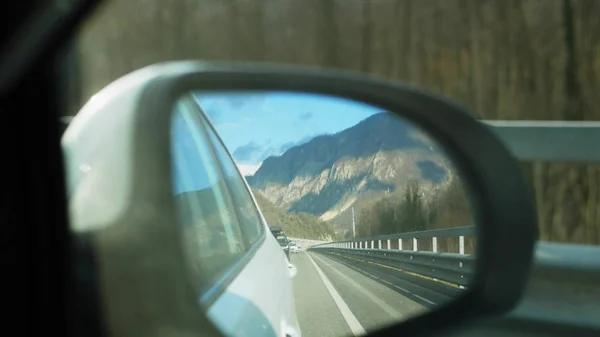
276,234,291,261
271,227,291,261
270,226,284,237
289,242,299,254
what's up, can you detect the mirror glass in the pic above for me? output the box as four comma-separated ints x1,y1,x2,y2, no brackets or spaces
170,91,476,337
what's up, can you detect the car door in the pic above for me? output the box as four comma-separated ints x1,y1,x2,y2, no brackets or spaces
171,96,301,337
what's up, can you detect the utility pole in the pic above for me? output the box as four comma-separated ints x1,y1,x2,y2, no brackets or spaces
352,206,356,239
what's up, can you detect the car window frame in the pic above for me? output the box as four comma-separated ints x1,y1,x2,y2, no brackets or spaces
174,94,267,307
197,110,266,249
187,94,267,247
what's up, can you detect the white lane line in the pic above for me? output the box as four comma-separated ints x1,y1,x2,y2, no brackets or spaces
313,254,404,321
413,294,436,305
306,253,366,336
393,285,409,293
324,254,438,306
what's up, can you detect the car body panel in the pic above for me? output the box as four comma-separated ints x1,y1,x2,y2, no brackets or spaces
207,235,300,337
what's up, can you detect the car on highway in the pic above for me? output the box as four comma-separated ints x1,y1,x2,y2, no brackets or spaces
270,227,292,260
9,1,595,337
289,242,299,254
270,226,284,237
277,235,291,260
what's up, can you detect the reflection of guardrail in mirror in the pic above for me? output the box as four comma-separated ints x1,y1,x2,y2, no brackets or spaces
287,237,330,250
309,226,475,288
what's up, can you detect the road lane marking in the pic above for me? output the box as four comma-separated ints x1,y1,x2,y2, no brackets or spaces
306,253,366,336
326,252,465,289
393,285,409,293
313,255,404,321
413,294,436,305
320,253,438,306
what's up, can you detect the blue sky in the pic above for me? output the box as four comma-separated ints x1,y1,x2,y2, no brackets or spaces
193,91,383,175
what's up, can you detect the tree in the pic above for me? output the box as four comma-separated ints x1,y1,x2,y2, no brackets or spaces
74,0,600,245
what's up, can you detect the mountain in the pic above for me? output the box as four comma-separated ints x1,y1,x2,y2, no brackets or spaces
245,112,455,229
251,188,338,241
173,186,338,241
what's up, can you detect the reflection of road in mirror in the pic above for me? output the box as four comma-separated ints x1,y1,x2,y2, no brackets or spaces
176,90,476,337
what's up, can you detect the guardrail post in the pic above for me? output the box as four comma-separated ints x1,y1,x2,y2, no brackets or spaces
387,239,391,250
359,242,362,249
459,236,465,255
432,237,438,253
378,240,381,249
398,239,402,250
371,240,374,249
413,238,418,251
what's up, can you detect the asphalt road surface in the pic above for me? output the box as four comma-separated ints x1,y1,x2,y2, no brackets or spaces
291,251,456,337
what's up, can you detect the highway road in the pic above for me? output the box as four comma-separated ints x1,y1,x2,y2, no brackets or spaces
291,251,459,337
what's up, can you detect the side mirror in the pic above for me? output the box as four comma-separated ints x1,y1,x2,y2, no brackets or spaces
63,61,537,337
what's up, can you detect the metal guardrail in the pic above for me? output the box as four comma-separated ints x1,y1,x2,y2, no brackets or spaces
484,120,600,163
313,248,474,287
287,237,329,250
309,226,475,287
311,226,474,252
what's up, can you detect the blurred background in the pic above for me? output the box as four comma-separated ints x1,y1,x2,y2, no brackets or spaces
64,0,600,245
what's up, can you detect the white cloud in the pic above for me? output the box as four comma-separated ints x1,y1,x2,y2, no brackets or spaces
236,162,262,176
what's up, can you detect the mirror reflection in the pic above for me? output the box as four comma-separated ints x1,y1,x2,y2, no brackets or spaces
170,91,475,337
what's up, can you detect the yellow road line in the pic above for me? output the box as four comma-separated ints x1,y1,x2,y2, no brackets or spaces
327,252,466,289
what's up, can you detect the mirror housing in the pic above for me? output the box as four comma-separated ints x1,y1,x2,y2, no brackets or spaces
64,61,537,337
